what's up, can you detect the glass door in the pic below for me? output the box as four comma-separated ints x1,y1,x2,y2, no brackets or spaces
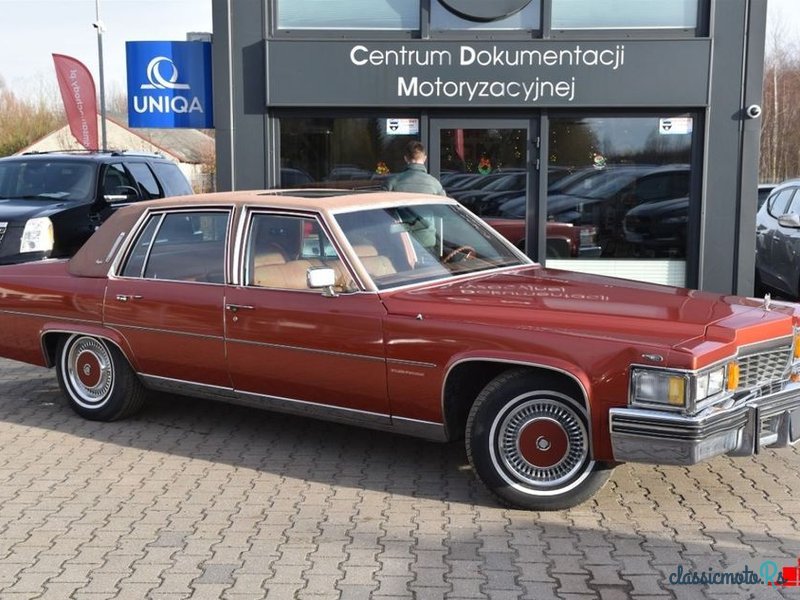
430,118,537,255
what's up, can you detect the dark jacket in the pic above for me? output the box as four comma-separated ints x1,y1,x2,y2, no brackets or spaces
384,163,446,196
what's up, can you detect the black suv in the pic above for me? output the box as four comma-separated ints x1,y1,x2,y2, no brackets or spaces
0,151,193,264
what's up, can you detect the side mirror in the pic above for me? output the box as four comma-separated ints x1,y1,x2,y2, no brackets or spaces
778,213,800,228
307,267,338,297
104,185,141,204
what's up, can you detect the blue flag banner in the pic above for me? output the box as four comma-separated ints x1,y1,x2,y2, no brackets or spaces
126,41,213,128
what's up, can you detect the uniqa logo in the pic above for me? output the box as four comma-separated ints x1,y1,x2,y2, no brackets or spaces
439,0,533,22
133,55,204,115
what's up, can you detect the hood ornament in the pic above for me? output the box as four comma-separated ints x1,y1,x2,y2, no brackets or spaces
763,293,772,311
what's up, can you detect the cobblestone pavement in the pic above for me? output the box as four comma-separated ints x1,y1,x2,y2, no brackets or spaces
0,358,799,600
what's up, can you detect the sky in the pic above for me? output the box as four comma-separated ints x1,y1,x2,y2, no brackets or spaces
0,0,798,101
0,0,212,100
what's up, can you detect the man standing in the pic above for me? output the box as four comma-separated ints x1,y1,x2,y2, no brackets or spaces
384,141,447,196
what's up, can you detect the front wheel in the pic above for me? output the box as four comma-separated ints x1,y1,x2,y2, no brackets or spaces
466,370,612,510
55,334,145,421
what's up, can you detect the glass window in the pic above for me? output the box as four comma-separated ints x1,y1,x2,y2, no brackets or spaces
545,115,694,287
552,0,698,30
279,117,418,188
125,162,162,200
123,211,228,283
770,189,797,217
431,1,540,31
246,213,354,291
277,0,419,30
0,160,95,202
150,162,193,196
336,203,524,289
102,163,138,199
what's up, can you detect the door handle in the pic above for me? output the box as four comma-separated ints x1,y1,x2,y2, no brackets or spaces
116,294,143,302
226,304,254,313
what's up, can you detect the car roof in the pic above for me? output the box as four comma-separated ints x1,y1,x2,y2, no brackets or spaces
4,151,172,164
68,189,456,278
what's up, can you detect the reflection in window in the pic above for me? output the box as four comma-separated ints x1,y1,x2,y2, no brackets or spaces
277,0,419,30
546,115,694,286
431,1,540,31
552,0,697,30
279,117,417,188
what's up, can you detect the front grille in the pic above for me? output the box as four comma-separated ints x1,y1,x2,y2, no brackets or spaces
737,338,793,391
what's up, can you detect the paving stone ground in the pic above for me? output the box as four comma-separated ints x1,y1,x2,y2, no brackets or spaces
0,357,798,599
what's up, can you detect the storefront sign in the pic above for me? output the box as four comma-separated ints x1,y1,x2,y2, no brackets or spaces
127,41,214,128
266,39,711,108
659,117,693,135
386,118,420,135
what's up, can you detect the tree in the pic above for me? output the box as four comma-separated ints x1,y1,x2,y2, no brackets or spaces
0,81,64,157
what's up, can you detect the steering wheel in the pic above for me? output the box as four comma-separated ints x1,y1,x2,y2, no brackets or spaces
443,245,476,263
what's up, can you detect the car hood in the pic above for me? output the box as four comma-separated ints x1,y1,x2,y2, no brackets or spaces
626,197,688,218
0,197,81,222
380,266,797,356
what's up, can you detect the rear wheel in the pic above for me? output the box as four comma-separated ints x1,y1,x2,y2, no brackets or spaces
56,334,145,421
466,369,612,510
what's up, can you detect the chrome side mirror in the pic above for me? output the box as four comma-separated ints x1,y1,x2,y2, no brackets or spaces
778,213,800,228
307,267,338,297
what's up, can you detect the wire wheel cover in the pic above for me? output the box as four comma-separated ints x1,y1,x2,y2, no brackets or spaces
495,396,588,489
66,337,113,407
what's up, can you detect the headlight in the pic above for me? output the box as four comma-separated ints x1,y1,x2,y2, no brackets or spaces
632,370,688,409
631,364,731,413
20,217,54,253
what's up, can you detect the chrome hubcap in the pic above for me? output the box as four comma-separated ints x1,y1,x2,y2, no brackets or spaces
65,337,113,408
494,396,589,489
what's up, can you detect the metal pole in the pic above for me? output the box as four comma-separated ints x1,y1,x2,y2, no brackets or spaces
94,0,107,152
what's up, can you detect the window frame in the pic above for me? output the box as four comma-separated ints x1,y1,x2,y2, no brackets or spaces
239,208,364,293
113,207,233,286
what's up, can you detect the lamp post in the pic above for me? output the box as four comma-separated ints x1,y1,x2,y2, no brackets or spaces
93,0,108,152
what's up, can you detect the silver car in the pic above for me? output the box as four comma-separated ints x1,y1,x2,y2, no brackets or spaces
756,179,800,298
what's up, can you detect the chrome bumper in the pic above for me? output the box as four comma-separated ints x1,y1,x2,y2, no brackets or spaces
609,382,800,465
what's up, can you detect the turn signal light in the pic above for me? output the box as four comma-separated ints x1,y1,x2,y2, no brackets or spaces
726,362,740,391
794,335,800,360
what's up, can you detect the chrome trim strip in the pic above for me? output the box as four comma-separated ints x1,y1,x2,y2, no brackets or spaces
104,322,224,342
227,337,384,362
387,358,437,369
441,357,592,450
368,264,531,295
391,416,447,442
1,310,100,324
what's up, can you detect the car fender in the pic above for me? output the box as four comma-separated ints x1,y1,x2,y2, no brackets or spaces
39,323,138,371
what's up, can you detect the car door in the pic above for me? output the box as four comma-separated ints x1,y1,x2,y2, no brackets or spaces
104,208,231,388
757,187,796,292
225,210,390,419
772,188,800,295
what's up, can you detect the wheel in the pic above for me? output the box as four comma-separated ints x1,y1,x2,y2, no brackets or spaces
443,245,476,263
466,369,612,510
55,334,146,421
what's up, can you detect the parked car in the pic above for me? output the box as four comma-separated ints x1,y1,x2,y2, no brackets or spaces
0,151,192,264
0,190,798,511
622,196,689,257
758,182,777,210
483,217,602,258
756,179,800,298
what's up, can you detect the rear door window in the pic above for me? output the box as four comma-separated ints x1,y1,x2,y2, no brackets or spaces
125,162,163,200
150,162,193,196
768,188,796,218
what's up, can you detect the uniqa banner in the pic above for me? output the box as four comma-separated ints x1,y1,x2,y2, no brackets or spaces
52,54,99,150
126,41,213,128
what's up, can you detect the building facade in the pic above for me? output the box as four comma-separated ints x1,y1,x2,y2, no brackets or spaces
211,0,767,294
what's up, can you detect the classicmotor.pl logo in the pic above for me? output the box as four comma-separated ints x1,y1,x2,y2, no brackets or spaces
667,558,800,587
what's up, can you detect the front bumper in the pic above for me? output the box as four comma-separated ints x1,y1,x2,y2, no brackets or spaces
609,382,800,465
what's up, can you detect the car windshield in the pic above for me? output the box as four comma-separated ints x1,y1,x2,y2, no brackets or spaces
0,160,95,201
335,203,526,290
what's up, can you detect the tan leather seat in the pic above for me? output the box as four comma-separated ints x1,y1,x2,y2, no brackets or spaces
352,244,396,278
254,259,316,289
